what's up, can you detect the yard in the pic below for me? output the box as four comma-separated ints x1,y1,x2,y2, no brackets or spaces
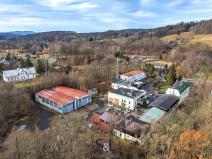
153,81,170,92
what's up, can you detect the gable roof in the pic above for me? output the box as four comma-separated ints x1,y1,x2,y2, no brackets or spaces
122,70,145,77
36,86,88,105
3,67,36,78
172,81,190,94
149,94,179,112
109,88,146,99
139,107,166,124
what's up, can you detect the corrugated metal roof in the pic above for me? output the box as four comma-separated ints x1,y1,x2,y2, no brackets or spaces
149,94,179,112
36,86,88,105
139,107,166,124
53,86,87,98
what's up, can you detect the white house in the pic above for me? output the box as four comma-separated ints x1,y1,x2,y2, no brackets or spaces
120,70,146,82
111,79,139,90
166,81,190,104
35,86,92,114
3,67,36,82
108,88,146,110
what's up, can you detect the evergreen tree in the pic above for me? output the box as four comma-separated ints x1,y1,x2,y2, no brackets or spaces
36,59,45,74
25,57,33,67
166,64,176,85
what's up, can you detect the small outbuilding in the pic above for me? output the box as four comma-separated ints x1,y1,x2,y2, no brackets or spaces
149,94,179,112
139,107,166,124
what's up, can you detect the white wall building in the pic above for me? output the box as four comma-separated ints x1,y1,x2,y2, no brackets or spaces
120,70,146,82
166,81,190,104
3,67,36,82
111,79,139,90
108,88,146,110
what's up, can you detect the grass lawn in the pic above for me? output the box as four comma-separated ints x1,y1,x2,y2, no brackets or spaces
153,81,170,92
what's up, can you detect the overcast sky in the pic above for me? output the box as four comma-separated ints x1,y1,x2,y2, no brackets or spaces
0,0,211,32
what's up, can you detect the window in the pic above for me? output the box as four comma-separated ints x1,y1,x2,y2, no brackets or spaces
129,101,131,104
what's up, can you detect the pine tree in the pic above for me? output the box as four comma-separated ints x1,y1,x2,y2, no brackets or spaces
36,59,45,74
166,64,176,85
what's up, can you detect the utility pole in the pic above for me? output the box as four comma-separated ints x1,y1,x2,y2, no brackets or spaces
116,57,119,79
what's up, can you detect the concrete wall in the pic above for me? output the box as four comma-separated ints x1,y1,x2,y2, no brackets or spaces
113,129,141,144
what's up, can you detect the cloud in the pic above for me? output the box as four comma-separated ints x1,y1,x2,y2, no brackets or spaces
38,0,98,11
130,10,155,17
0,17,47,26
168,0,186,7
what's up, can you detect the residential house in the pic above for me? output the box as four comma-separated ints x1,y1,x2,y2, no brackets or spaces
148,94,179,112
3,67,36,82
113,115,148,143
108,88,147,110
139,107,166,124
90,111,122,132
120,70,146,82
0,57,10,65
166,81,190,104
35,86,92,114
111,79,139,90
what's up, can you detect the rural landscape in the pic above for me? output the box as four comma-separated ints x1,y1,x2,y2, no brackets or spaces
0,0,212,159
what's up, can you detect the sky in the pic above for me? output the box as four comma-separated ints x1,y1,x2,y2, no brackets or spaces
0,0,211,33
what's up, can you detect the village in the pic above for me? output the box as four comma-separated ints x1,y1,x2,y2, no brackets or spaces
0,51,191,144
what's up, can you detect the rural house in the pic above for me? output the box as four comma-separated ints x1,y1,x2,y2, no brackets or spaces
166,81,190,104
3,67,36,82
111,79,139,90
108,88,146,110
120,70,146,82
35,86,92,114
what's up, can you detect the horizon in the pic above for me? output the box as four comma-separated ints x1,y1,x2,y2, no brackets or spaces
0,0,212,32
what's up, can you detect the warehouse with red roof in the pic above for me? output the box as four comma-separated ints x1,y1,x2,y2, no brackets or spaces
35,86,92,113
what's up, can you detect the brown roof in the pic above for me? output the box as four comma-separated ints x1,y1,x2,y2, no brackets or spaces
123,70,145,77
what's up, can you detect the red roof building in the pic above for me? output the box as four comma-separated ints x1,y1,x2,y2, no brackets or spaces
35,86,92,113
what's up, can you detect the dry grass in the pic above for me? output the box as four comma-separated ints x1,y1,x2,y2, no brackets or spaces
161,32,212,47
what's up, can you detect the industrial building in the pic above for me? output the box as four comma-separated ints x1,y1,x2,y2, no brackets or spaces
108,88,146,110
35,86,92,113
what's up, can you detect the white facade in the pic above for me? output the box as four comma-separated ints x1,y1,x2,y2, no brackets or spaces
3,67,36,82
113,129,141,144
111,82,138,90
120,71,146,82
108,89,146,110
166,87,189,104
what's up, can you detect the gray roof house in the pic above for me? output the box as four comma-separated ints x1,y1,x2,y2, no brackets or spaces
3,67,36,82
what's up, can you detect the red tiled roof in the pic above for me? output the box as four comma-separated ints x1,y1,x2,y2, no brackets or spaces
97,122,112,132
123,70,145,77
91,113,101,124
36,86,88,105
